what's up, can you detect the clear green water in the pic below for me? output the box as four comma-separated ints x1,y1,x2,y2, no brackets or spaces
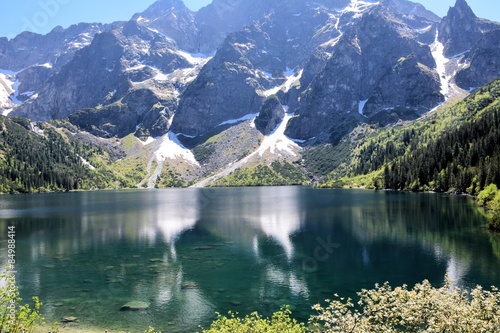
1,187,500,332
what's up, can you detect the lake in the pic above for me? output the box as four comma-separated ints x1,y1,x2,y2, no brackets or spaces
1,187,499,332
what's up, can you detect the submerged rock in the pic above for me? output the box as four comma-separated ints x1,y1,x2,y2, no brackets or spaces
149,258,164,263
181,282,198,290
194,246,215,251
61,316,77,323
120,301,150,311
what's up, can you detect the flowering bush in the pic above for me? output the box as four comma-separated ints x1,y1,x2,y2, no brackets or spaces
309,279,500,333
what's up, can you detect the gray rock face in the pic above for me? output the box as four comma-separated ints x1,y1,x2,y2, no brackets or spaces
364,54,443,117
285,6,439,141
133,0,198,52
170,34,265,137
0,23,105,72
15,66,52,102
438,0,500,58
455,30,500,90
0,24,106,114
170,1,344,138
255,96,285,135
195,0,272,53
68,88,176,138
11,30,130,121
11,21,189,125
382,0,440,24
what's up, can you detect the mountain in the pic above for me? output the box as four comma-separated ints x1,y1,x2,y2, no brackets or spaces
438,0,499,58
318,78,500,194
285,5,441,142
132,0,198,52
0,23,106,113
0,0,499,190
10,20,212,138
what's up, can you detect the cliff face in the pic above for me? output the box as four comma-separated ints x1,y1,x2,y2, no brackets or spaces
285,7,441,141
0,0,498,151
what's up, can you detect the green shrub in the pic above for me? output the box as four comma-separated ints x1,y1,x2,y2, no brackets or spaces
200,306,307,333
488,191,500,232
477,184,499,207
0,273,46,333
309,279,500,333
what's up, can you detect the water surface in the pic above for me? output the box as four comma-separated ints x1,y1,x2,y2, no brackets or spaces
0,187,499,332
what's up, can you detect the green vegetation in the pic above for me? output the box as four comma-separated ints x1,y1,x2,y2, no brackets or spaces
0,273,48,333
478,184,499,207
309,279,500,333
0,116,123,193
193,143,216,165
200,307,306,333
477,184,500,232
303,140,352,177
212,161,309,187
155,164,187,188
202,279,500,333
320,79,500,197
489,193,500,232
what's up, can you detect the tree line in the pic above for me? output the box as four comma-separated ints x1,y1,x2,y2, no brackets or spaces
0,117,119,194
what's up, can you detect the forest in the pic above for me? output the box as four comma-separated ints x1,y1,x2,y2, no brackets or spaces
0,117,121,193
320,79,500,196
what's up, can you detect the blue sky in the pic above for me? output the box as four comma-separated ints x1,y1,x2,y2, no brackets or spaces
0,0,498,39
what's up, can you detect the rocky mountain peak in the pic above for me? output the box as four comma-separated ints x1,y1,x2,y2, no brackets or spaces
438,0,482,57
381,0,440,23
135,0,192,19
133,0,197,52
449,0,476,20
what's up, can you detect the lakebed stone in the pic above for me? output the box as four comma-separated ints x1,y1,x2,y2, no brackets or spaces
120,301,150,311
61,316,77,323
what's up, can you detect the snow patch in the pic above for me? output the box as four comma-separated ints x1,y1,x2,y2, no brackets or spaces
155,132,199,166
146,27,173,41
136,16,150,23
176,133,197,139
253,112,301,157
339,0,380,19
125,63,147,72
38,63,53,69
358,99,368,116
283,69,303,92
233,43,255,52
218,113,259,126
174,50,211,66
260,70,273,79
0,69,21,108
20,91,35,97
450,50,470,59
430,32,451,99
138,137,156,145
79,156,96,170
263,69,303,97
155,72,168,81
416,25,433,33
